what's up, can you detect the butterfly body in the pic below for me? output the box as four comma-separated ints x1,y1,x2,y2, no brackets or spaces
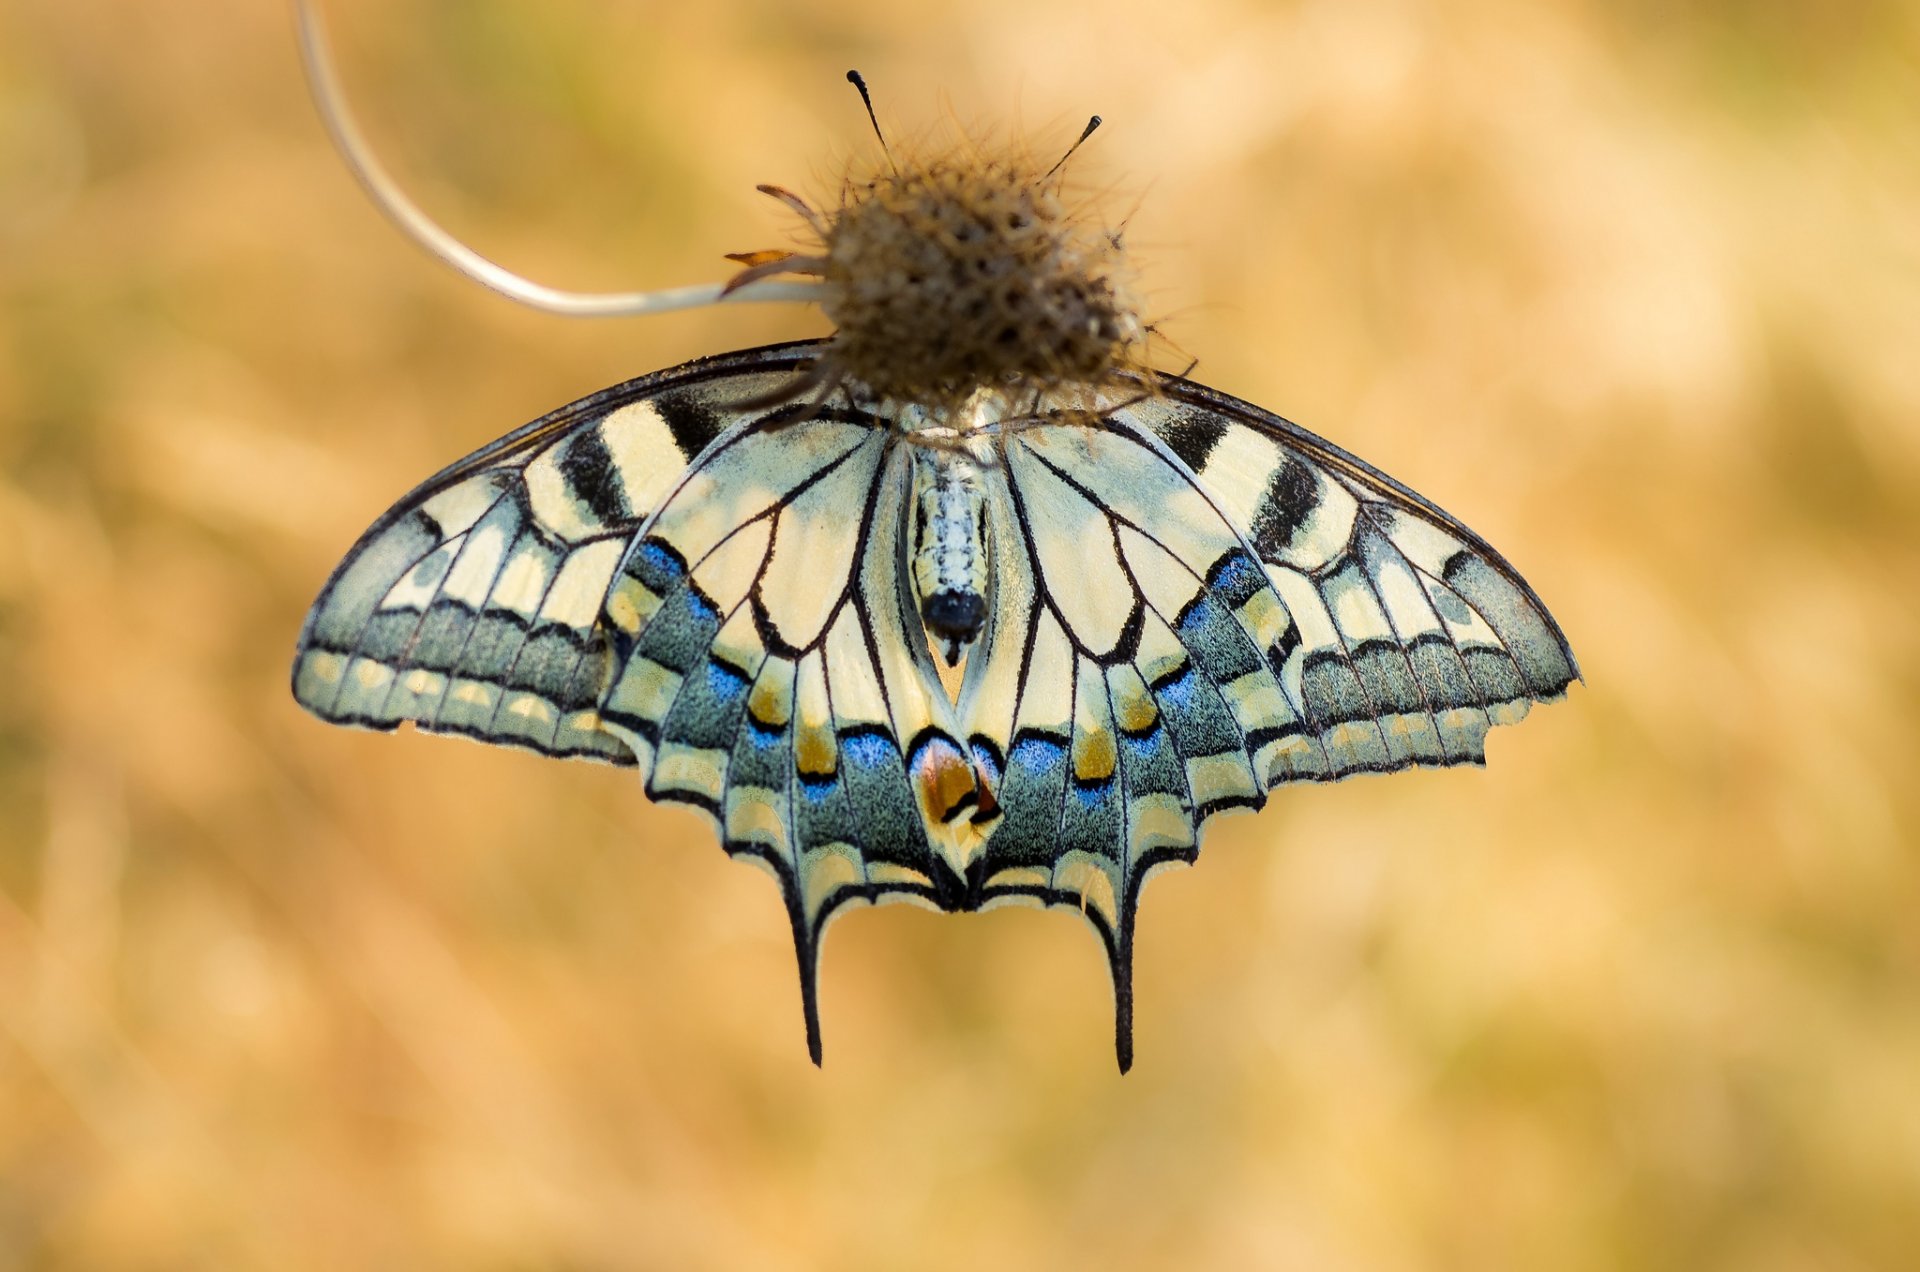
910,444,993,666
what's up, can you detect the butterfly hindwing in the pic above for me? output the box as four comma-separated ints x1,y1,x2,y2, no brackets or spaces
964,417,1314,1068
592,413,983,1059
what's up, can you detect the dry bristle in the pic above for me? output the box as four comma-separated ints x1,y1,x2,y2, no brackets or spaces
810,152,1142,408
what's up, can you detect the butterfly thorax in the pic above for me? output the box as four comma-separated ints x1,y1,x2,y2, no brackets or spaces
910,446,990,665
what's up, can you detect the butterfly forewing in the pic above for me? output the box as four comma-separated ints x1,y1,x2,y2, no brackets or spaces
1119,380,1578,764
293,346,820,763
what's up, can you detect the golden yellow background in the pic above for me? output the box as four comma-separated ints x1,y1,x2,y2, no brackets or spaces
4,0,1917,1266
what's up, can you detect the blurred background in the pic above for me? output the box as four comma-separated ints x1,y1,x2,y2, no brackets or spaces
3,0,1917,1267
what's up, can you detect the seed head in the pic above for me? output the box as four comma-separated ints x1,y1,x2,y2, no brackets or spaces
807,149,1143,408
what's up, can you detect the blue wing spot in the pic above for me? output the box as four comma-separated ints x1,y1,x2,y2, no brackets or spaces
685,586,720,625
968,734,1005,787
1071,777,1116,807
1009,733,1068,775
1207,551,1267,607
1153,664,1197,708
625,537,688,591
706,659,750,704
840,728,897,771
1177,594,1225,638
799,772,839,801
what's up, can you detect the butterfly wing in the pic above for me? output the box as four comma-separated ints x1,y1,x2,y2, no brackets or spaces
592,404,989,1062
294,344,821,759
962,380,1576,1069
294,340,986,1062
1128,378,1579,745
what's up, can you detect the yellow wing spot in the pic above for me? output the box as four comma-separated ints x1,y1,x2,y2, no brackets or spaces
451,680,497,709
1128,795,1194,858
655,743,727,801
867,862,933,890
1053,856,1119,929
1382,712,1439,750
1263,735,1321,783
403,668,440,696
353,660,394,691
554,711,612,753
1221,670,1289,730
606,658,680,722
802,846,863,919
1488,698,1532,726
795,725,837,779
1111,681,1159,734
1235,586,1292,653
747,669,794,728
305,651,345,686
1072,727,1117,783
605,575,662,634
726,786,789,852
1320,719,1391,772
505,693,555,725
1324,720,1381,753
1186,753,1258,809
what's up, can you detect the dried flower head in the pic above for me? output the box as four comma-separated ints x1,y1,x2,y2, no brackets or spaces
815,151,1141,403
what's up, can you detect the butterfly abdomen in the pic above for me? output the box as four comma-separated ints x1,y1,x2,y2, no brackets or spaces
910,447,991,665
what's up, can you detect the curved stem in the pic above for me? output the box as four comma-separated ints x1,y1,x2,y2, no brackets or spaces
293,0,824,317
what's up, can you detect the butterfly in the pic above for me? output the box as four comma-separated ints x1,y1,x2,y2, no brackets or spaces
291,4,1578,1071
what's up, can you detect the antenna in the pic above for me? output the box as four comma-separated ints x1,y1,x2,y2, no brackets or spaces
293,0,822,317
846,70,894,170
1045,115,1103,179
